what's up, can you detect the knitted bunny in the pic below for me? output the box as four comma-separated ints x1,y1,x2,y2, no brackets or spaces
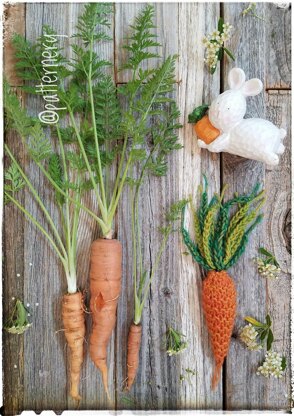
197,68,286,165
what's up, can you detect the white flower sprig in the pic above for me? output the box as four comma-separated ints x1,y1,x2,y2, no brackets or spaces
257,351,287,378
240,323,262,351
5,299,32,335
165,327,188,356
202,18,234,74
242,3,265,21
240,315,274,351
254,247,281,279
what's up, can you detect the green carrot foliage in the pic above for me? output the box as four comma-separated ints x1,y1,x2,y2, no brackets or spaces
182,177,265,271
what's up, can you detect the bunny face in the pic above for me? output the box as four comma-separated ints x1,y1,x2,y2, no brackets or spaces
209,90,246,131
208,68,264,133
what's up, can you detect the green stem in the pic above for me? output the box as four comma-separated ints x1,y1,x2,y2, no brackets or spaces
68,109,107,221
5,192,67,267
134,227,171,324
5,142,108,235
109,133,128,210
108,154,133,225
88,36,107,208
5,144,68,260
56,125,71,257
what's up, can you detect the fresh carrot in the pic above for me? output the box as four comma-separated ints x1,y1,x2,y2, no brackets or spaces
62,292,86,401
127,200,187,390
182,177,265,389
126,323,142,390
89,239,122,398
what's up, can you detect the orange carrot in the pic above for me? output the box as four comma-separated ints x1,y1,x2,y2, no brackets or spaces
194,115,220,144
62,292,86,401
127,323,142,390
89,238,122,398
182,179,265,389
202,271,236,389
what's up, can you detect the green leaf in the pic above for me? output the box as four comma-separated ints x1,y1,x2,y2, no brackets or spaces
4,299,32,335
266,329,274,351
188,104,209,123
4,163,26,200
121,5,160,72
27,124,52,162
218,17,225,34
74,3,112,45
265,314,272,327
258,247,273,257
244,316,265,328
217,47,224,61
210,65,217,75
223,47,235,61
260,329,268,342
48,153,65,205
281,356,287,371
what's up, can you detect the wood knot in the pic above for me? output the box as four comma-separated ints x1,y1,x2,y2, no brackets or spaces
283,209,291,254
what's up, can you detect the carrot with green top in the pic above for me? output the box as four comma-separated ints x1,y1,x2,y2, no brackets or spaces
182,177,265,389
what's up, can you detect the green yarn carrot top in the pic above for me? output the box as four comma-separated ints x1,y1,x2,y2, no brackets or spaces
181,176,265,389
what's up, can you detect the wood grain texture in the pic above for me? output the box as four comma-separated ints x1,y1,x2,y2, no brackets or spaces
3,2,291,414
3,92,26,416
177,2,222,410
3,3,25,86
115,3,222,410
265,3,291,89
222,3,291,411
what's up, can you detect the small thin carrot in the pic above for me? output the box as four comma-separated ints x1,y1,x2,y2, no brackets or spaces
127,323,142,390
89,238,122,398
62,292,86,401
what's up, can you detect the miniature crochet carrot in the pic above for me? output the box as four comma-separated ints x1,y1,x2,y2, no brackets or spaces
182,177,265,389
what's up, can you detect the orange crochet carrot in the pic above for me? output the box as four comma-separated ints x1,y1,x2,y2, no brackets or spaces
182,177,265,389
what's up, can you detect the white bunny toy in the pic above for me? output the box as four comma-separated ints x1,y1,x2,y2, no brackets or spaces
197,67,286,165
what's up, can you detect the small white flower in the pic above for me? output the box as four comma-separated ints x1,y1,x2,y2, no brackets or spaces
14,364,17,369
240,324,262,350
257,351,286,379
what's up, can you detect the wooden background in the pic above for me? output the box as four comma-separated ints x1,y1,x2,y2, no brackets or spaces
3,2,291,414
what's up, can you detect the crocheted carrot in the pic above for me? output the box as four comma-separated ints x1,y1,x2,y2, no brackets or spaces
182,177,265,389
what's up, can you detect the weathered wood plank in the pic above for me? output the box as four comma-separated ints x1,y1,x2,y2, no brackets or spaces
222,3,291,411
3,5,26,415
263,90,291,410
265,3,291,89
22,3,115,411
115,3,182,409
3,96,26,416
23,4,67,412
115,2,222,410
3,3,25,86
177,2,222,410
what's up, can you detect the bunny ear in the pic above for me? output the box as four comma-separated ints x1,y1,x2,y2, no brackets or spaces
228,68,246,90
241,78,263,96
